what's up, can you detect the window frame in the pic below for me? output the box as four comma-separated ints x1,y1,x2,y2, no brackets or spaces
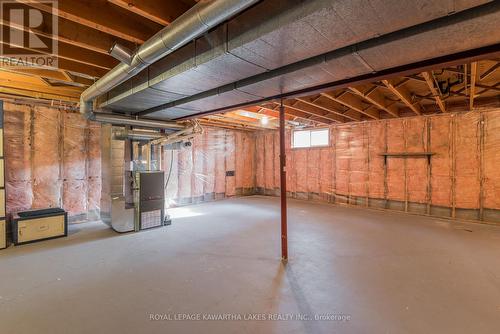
291,128,330,149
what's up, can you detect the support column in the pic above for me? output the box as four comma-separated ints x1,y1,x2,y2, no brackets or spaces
279,101,288,261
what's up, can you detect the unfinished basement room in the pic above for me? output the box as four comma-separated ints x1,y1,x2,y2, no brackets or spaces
1,1,500,333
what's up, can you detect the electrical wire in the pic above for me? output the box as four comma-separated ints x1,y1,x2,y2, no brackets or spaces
164,149,174,191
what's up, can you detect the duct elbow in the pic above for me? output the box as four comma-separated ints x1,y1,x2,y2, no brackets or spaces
109,42,134,65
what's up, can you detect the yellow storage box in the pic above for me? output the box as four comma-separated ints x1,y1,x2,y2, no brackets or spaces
12,208,67,245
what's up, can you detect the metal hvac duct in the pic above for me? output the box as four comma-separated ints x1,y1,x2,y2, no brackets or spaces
79,0,259,127
92,113,186,130
112,129,166,141
96,0,499,121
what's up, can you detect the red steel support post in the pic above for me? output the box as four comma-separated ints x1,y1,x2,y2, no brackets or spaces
279,100,288,261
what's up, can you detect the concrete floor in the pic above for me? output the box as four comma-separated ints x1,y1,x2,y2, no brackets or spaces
1,196,500,334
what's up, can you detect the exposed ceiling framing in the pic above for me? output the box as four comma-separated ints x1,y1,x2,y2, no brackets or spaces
210,59,500,130
0,0,197,102
0,1,498,131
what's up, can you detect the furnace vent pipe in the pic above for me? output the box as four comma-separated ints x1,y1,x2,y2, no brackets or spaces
80,0,260,125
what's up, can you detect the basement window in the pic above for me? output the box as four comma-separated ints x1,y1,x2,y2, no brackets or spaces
292,129,329,148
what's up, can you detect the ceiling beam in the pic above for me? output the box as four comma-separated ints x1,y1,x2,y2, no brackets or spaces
470,62,477,110
108,0,192,26
382,79,421,115
320,91,380,120
348,86,399,117
19,0,162,44
421,72,446,113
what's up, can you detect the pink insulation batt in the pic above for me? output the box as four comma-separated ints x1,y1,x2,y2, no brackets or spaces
4,102,101,219
253,108,500,219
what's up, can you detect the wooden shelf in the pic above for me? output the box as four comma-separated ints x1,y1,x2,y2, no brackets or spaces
379,152,435,164
379,152,435,157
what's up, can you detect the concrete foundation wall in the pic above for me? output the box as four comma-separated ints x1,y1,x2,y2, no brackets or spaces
255,108,500,224
4,102,101,222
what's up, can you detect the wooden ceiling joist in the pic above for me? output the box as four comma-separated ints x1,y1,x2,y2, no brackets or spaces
207,114,275,130
480,62,500,81
108,0,193,26
0,86,79,103
0,72,82,102
276,100,343,123
199,119,260,131
348,86,399,117
20,0,162,44
0,34,116,70
320,91,380,120
259,105,320,127
296,95,361,122
56,43,117,70
470,62,478,110
0,68,93,87
421,71,446,113
269,103,335,125
2,50,108,78
381,79,422,115
475,83,500,93
255,108,294,122
0,7,135,55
